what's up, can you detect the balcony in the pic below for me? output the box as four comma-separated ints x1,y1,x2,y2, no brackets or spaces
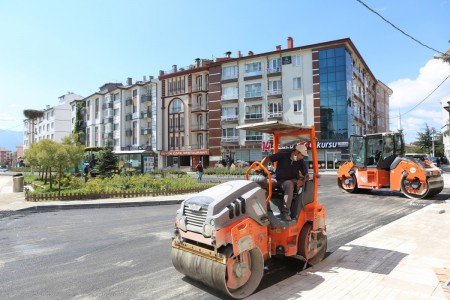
221,115,238,122
191,104,207,112
192,84,207,92
244,70,262,77
141,128,152,135
191,124,209,131
169,125,185,132
141,110,152,119
245,135,263,142
221,136,239,143
267,67,281,74
221,94,239,102
190,144,208,150
221,74,238,81
267,89,282,97
102,102,113,110
245,113,263,120
244,92,262,99
103,117,113,124
141,95,152,103
103,133,113,139
268,111,283,119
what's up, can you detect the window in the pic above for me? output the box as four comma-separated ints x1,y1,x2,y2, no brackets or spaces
293,77,301,89
244,62,261,76
246,130,263,141
222,107,238,121
268,102,282,117
222,127,238,137
222,86,238,100
222,66,238,80
245,104,262,119
293,55,301,66
268,58,281,73
268,80,282,95
170,99,183,113
132,90,137,97
294,100,302,112
245,83,262,98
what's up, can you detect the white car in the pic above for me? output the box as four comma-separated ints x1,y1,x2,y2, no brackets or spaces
0,165,7,172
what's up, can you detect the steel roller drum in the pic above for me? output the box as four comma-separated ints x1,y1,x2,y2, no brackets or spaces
171,247,264,299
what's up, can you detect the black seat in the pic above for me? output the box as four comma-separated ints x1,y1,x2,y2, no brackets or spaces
290,179,314,219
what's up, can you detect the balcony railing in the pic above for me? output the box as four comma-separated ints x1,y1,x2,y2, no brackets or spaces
191,104,207,111
221,115,238,121
268,111,283,118
245,113,263,120
221,74,238,80
244,92,262,98
221,136,239,142
244,70,262,77
267,89,282,96
141,95,152,103
102,102,113,109
169,125,185,131
267,67,281,73
103,133,113,139
221,94,239,101
190,144,208,150
246,135,263,141
191,124,209,131
141,111,152,119
192,85,207,92
141,129,152,135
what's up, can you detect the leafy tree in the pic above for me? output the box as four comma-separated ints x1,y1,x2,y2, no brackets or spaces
412,123,444,157
96,143,119,177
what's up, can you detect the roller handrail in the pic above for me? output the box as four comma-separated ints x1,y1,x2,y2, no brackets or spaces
245,161,272,205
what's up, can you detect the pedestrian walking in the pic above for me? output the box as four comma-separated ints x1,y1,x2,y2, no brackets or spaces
196,161,203,181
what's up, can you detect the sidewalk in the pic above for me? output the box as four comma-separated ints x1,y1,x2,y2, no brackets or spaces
1,173,449,299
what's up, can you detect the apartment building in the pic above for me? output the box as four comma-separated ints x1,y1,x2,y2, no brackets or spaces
157,60,211,169
206,37,388,168
0,148,13,165
23,92,83,152
83,77,159,173
441,95,450,159
375,81,392,133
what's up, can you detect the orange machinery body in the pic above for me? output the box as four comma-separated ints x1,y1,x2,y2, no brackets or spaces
337,159,432,192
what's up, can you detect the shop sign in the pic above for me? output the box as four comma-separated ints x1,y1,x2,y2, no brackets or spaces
160,149,210,156
261,140,349,150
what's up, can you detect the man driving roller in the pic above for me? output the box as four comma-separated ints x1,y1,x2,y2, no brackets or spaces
261,143,309,221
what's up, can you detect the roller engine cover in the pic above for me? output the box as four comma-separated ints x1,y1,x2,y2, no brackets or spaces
175,180,268,237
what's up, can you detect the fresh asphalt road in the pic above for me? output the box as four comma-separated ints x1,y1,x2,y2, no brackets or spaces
0,175,448,300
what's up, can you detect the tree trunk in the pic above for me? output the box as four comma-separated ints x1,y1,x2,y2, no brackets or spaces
49,167,52,189
58,165,62,197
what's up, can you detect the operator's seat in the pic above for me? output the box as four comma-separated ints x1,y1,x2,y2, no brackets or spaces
290,178,314,219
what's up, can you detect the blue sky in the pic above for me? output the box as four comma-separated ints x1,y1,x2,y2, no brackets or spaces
0,0,449,143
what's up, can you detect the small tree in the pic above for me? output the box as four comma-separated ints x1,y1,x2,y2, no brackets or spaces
413,123,444,157
96,143,119,177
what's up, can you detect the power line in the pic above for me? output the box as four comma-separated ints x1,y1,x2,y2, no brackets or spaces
390,73,450,119
356,0,445,55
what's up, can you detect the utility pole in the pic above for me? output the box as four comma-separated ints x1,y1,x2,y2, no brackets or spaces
431,128,436,157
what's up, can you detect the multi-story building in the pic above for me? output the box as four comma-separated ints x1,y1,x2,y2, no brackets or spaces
83,77,159,173
157,60,211,169
23,92,83,152
441,95,450,159
206,37,386,169
375,81,392,133
0,148,13,165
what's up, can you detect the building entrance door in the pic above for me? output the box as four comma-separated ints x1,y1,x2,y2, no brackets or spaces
326,151,341,169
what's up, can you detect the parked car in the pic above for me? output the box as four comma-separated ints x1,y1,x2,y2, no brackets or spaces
430,157,441,167
0,165,7,172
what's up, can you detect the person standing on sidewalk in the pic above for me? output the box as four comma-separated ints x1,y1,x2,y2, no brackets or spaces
196,161,203,181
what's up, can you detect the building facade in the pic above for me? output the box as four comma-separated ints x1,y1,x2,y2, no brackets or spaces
206,37,386,169
23,92,83,152
157,60,211,169
441,95,450,159
83,78,159,173
375,80,392,133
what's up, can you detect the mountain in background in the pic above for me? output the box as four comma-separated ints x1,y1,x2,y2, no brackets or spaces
0,130,23,152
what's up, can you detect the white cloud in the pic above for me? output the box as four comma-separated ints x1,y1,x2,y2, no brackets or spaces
388,59,450,109
387,59,450,143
